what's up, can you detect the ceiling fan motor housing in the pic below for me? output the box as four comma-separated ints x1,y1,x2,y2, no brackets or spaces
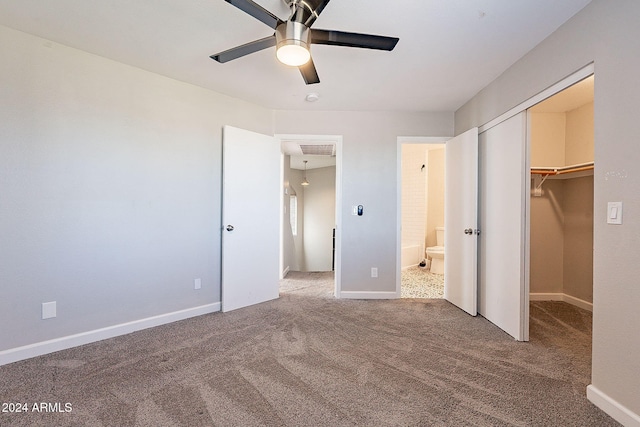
276,21,310,53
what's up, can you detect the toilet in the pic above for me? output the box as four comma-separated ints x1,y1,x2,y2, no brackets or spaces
425,227,445,275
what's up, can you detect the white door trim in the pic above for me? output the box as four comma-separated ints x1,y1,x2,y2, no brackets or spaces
396,136,451,297
275,133,343,297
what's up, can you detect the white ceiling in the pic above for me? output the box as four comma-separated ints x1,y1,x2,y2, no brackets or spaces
289,155,336,171
0,0,592,113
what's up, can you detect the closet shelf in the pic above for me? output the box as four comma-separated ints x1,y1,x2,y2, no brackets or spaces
531,161,593,195
531,161,594,179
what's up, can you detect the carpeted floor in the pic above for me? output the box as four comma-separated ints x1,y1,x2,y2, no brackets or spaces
401,266,444,299
0,272,618,426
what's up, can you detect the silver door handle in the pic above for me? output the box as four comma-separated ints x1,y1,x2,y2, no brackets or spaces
464,228,473,235
226,225,234,232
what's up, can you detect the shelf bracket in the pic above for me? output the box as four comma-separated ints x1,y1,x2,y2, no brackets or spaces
533,174,550,196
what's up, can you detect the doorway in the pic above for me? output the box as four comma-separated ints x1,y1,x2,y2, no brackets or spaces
528,76,594,313
397,138,447,299
279,134,342,296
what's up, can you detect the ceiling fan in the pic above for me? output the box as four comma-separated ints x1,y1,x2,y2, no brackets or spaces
210,0,399,84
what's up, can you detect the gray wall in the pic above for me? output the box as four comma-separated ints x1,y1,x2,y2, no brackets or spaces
530,180,565,295
302,166,336,272
563,176,594,303
281,155,299,274
529,177,594,303
456,0,640,419
0,25,272,352
0,24,454,354
273,111,453,294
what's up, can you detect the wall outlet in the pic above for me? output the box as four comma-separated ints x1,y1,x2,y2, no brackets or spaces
371,267,378,278
42,301,57,319
194,278,202,290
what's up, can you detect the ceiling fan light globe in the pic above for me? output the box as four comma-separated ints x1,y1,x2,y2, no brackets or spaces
277,44,310,66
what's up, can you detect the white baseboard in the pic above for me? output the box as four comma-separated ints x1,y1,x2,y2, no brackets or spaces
563,294,593,312
529,292,563,301
587,385,640,427
0,303,220,367
282,266,290,278
339,291,399,299
529,292,593,312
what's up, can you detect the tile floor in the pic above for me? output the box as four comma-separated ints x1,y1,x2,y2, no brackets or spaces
401,266,444,299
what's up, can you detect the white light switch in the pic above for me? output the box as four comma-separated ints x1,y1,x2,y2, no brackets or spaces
607,202,623,225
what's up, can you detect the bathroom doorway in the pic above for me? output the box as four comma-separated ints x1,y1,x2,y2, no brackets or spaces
528,76,594,314
399,140,446,299
279,135,342,296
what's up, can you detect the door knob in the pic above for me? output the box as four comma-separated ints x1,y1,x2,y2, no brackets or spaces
226,225,234,232
464,228,473,235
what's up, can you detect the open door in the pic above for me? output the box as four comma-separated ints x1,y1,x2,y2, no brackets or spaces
444,127,479,316
478,113,529,341
222,126,281,312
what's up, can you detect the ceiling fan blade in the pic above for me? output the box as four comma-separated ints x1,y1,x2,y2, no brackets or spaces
311,29,399,51
210,35,276,63
304,0,331,27
299,58,320,85
224,0,283,29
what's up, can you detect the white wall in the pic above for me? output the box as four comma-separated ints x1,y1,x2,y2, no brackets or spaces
274,111,453,296
302,166,336,272
0,25,272,357
455,0,640,422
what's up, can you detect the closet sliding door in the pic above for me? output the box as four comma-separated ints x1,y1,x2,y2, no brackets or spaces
478,112,529,341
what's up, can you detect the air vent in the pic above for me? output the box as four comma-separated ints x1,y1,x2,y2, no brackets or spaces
299,144,335,156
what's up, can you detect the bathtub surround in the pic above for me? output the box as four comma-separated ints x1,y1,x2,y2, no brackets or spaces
401,144,429,268
0,273,615,426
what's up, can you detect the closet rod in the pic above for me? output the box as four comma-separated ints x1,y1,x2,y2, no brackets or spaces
530,161,594,176
555,165,594,175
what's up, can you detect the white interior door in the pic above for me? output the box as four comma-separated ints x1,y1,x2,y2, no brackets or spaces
444,127,479,316
222,125,281,312
478,113,529,341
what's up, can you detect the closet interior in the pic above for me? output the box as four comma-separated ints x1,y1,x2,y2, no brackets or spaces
529,76,594,311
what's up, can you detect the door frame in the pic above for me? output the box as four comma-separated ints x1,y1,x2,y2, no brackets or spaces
396,136,451,297
276,134,343,297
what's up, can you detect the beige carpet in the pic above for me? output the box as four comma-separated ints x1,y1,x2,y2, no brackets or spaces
0,272,618,426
